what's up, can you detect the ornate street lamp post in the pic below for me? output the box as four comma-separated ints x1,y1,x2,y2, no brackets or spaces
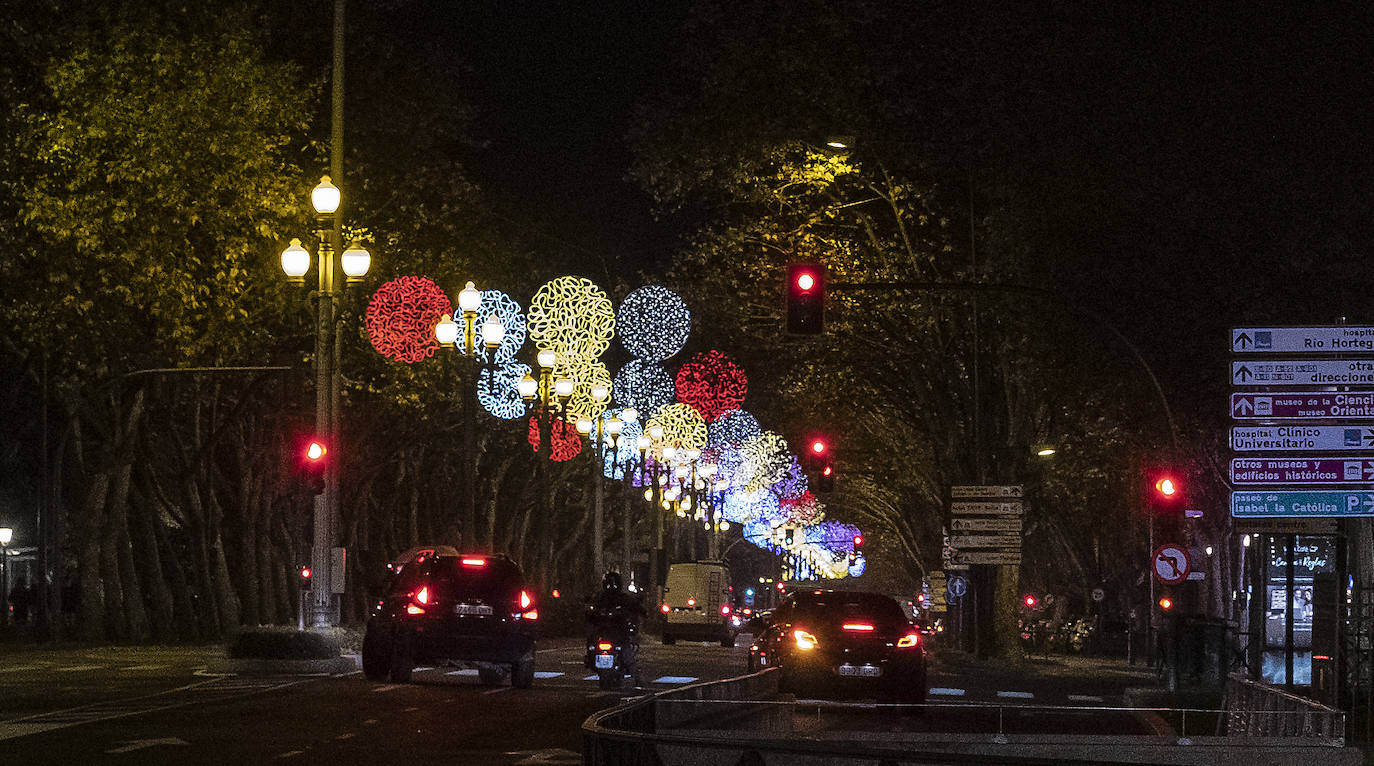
434,282,503,550
281,176,371,627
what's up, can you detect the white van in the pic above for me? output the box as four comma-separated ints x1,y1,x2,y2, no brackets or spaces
661,561,735,646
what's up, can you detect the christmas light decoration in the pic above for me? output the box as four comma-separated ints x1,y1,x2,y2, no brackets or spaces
527,276,615,363
674,350,747,423
613,360,674,417
740,431,790,492
366,276,451,364
773,456,809,501
602,410,643,480
720,488,780,525
707,409,762,448
474,289,526,364
807,521,863,552
527,416,583,462
781,492,824,526
644,402,708,456
477,362,530,420
616,285,690,362
554,360,613,421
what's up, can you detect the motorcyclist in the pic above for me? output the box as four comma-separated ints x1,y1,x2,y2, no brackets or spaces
586,571,645,683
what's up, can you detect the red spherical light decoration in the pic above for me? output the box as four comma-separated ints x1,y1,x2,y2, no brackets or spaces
674,350,747,423
527,416,584,462
366,276,452,364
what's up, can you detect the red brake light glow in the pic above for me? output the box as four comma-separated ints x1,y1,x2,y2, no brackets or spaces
660,603,670,614
461,557,486,567
720,605,731,616
520,590,533,609
597,641,613,651
793,629,818,650
415,586,429,605
897,633,921,648
842,623,875,632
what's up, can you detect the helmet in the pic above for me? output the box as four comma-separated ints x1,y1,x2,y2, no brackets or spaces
601,571,622,592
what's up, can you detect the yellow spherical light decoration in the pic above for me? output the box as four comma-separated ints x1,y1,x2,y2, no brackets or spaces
528,276,615,364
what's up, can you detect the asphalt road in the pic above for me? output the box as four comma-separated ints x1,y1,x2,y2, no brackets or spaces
0,637,1168,764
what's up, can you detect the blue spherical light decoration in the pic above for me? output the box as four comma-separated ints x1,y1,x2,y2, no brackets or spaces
601,409,643,480
707,409,761,448
474,290,526,364
478,362,530,420
807,521,861,552
847,554,867,578
613,360,674,417
617,285,690,363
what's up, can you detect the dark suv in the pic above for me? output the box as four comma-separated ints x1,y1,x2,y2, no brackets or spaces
362,548,539,686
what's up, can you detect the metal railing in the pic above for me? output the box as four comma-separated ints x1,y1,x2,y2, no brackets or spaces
1225,672,1346,741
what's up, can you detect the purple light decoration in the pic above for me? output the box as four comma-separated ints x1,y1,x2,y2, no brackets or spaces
613,360,674,417
773,456,809,501
807,522,862,552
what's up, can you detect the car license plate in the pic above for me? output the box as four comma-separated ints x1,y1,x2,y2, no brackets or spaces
454,604,493,615
594,653,616,669
837,664,881,678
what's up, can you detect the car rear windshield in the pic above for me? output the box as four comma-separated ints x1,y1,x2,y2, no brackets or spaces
390,556,523,602
788,593,909,632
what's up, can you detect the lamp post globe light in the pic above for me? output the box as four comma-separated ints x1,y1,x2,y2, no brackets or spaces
280,175,371,627
433,282,506,552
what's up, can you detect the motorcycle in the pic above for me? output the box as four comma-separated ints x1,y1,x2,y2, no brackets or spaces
585,605,639,690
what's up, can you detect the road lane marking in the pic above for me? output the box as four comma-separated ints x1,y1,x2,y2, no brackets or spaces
0,665,47,673
1068,694,1104,703
652,676,697,684
482,686,512,695
929,687,965,696
370,684,405,692
54,664,106,672
996,691,1034,699
533,671,563,679
583,675,599,681
335,733,356,740
120,664,170,671
403,707,419,712
275,751,304,759
445,669,478,676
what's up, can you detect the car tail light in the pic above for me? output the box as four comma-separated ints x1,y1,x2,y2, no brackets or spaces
660,603,670,614
512,589,538,620
720,605,731,616
461,557,486,567
793,629,819,650
519,590,533,609
897,632,921,649
842,623,875,632
597,641,613,651
406,586,430,616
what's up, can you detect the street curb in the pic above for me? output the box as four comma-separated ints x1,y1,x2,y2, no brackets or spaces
207,654,360,676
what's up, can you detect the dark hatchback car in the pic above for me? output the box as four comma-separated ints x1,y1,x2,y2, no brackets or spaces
362,548,539,686
748,589,926,704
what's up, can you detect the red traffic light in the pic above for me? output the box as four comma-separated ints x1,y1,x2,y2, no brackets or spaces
299,566,312,581
823,465,833,477
305,440,327,462
810,439,827,456
852,534,864,548
1023,594,1038,608
785,263,825,335
1155,477,1177,497
1158,596,1174,611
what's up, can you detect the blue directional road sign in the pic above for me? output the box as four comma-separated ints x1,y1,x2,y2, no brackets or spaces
1232,326,1374,354
1232,360,1374,387
1231,425,1374,452
1231,490,1374,518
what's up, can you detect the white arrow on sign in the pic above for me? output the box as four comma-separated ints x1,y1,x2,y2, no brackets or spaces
106,738,189,754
